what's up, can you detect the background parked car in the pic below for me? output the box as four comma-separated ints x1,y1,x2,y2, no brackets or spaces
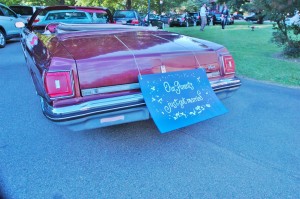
113,10,142,26
227,14,234,25
160,15,170,24
9,5,44,22
35,9,93,25
212,13,234,25
187,12,212,26
244,13,258,22
188,12,201,26
233,13,244,20
0,3,26,48
144,13,164,29
168,13,193,27
212,13,222,25
81,7,114,24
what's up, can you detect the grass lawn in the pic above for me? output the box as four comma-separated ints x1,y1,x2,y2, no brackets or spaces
165,21,300,87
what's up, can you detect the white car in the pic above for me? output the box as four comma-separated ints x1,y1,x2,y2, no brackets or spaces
0,3,26,48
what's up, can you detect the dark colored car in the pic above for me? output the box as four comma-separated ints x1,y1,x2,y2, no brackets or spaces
212,13,234,25
16,6,241,131
144,14,164,29
113,10,141,26
212,13,222,25
188,12,212,26
160,15,170,24
188,12,201,26
169,13,193,27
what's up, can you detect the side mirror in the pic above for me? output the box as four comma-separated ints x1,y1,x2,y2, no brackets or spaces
15,21,25,29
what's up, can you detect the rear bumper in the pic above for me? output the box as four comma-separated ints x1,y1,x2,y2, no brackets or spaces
42,76,241,131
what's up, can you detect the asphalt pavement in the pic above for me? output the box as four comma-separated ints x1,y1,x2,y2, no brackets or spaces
0,40,299,199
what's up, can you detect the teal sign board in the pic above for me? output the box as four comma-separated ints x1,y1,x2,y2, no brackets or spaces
138,69,228,133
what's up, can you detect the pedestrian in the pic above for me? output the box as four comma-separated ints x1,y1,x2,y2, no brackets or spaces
221,5,229,29
200,3,207,31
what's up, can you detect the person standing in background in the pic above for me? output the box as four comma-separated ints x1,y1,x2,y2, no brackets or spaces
200,3,207,31
221,5,229,29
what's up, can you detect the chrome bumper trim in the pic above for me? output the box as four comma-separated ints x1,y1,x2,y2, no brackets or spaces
42,76,241,122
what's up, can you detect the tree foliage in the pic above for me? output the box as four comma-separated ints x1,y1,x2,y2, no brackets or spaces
4,0,299,57
225,0,300,57
250,0,300,57
5,0,200,13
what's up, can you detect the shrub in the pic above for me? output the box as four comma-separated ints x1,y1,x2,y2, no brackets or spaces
271,22,300,58
284,40,300,58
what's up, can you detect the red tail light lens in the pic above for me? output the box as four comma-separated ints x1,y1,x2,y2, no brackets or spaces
222,55,236,74
131,19,139,24
29,18,40,23
44,71,74,99
33,18,40,23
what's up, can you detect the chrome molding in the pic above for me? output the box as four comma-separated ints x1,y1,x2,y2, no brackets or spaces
42,93,145,120
81,83,140,96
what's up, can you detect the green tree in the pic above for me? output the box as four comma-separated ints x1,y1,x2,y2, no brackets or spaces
180,0,209,12
249,0,300,57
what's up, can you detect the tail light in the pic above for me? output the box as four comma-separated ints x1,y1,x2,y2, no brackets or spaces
28,18,40,23
44,71,74,99
33,18,40,23
222,55,236,74
131,19,139,24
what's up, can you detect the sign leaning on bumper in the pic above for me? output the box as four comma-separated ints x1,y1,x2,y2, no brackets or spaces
138,69,228,133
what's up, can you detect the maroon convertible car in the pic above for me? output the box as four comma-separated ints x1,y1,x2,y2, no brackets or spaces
17,6,241,131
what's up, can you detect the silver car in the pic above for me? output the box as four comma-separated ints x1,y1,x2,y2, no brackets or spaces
0,3,26,48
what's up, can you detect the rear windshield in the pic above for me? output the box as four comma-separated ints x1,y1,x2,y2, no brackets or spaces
10,6,34,15
45,11,88,20
173,14,183,18
114,11,136,18
189,13,198,17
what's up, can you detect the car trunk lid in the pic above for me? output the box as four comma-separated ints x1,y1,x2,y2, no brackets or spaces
58,30,223,96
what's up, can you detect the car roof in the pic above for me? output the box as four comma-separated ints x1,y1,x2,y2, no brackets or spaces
10,5,44,8
46,9,84,14
114,9,138,11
